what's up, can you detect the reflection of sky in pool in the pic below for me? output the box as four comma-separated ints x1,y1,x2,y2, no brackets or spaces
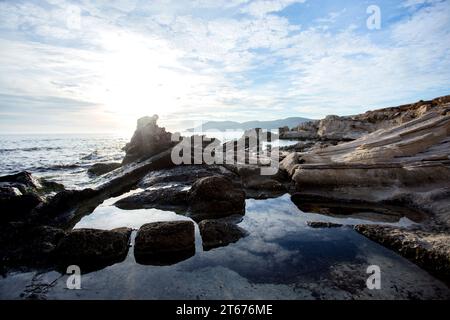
1,194,448,300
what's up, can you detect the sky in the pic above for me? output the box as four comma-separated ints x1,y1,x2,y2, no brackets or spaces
0,0,449,134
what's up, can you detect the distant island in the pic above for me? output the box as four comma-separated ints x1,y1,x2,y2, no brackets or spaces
185,117,311,132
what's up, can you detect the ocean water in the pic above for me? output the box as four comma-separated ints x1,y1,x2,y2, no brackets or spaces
0,132,297,189
0,134,128,189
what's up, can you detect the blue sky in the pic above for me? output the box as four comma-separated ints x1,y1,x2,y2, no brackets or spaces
0,0,449,134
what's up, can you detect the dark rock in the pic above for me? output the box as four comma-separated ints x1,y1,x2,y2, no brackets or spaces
0,224,66,270
138,164,238,188
33,188,99,225
115,185,188,211
55,228,132,272
134,221,195,265
96,149,174,197
306,221,343,228
0,172,67,223
199,219,247,250
88,162,121,176
0,186,42,222
355,225,450,285
0,171,42,192
187,176,246,221
122,115,174,165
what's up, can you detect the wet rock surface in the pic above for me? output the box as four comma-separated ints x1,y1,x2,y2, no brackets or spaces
355,225,450,285
199,218,248,250
88,162,121,176
138,164,238,188
187,176,246,221
134,221,195,266
55,228,132,272
0,224,66,271
0,186,42,223
0,171,66,223
114,185,189,211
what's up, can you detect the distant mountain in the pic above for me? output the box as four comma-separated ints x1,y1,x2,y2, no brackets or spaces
186,117,310,132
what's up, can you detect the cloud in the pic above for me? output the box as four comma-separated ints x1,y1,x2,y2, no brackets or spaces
0,0,449,133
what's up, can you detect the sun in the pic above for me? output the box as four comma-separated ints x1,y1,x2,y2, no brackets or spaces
95,32,189,119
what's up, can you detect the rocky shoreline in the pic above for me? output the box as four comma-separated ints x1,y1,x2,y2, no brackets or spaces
1,96,449,289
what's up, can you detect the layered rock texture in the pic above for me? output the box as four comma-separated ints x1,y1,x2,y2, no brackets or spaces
280,95,450,283
281,95,450,141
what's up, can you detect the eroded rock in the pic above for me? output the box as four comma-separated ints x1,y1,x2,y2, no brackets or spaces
355,225,450,284
122,115,174,165
55,228,132,272
188,176,245,221
134,221,195,265
0,224,66,270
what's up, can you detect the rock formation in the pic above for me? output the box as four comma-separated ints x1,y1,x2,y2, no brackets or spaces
355,225,450,284
279,95,450,282
187,176,246,221
134,221,195,265
122,115,174,165
55,228,132,272
280,95,450,142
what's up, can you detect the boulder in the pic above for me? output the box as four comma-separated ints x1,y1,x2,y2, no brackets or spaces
199,219,247,250
0,171,43,192
134,221,195,265
0,186,42,222
55,228,132,272
0,171,66,222
88,162,121,176
317,115,375,141
187,176,245,221
115,185,189,211
0,224,66,269
122,115,174,165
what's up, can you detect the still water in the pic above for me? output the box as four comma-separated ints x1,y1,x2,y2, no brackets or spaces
1,193,448,300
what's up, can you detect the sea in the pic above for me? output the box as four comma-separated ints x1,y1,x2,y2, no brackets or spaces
0,132,296,189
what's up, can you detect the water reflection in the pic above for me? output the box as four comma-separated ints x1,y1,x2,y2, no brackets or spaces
1,194,448,299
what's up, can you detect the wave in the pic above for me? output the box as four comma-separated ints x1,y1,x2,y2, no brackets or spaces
0,147,63,153
34,164,83,172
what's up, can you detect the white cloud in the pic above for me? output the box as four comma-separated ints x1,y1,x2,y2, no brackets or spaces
0,0,449,133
